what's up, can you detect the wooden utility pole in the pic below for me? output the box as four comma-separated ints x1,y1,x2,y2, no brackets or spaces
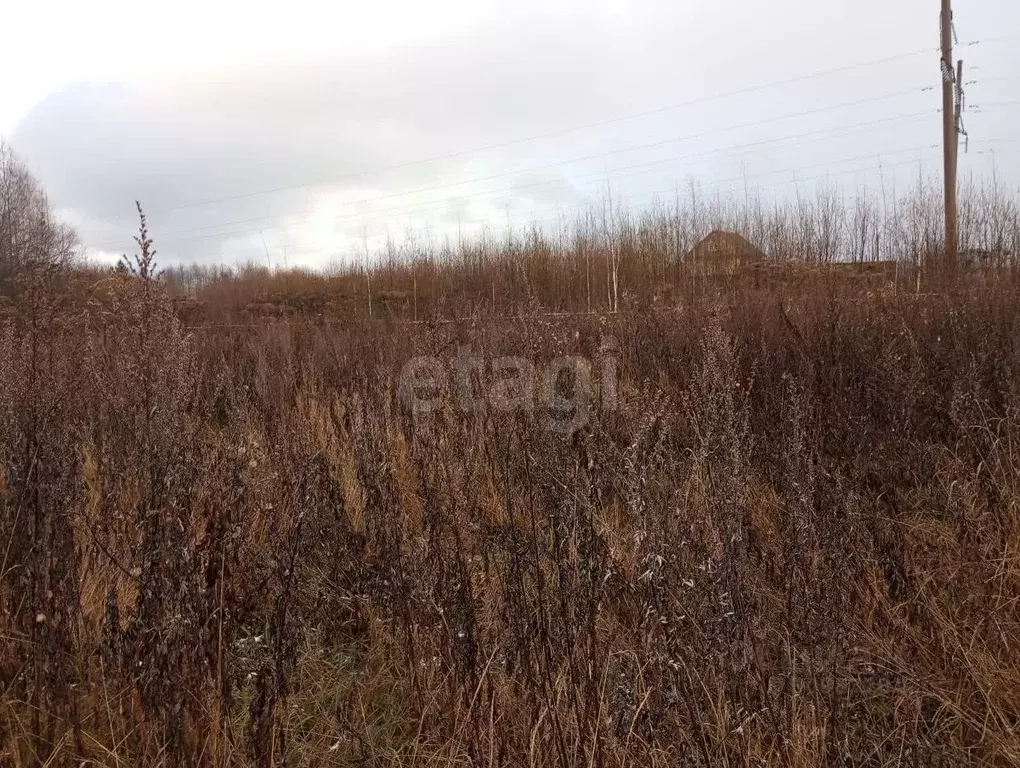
956,58,965,165
941,0,958,277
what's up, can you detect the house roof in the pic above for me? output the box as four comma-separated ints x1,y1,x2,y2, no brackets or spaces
685,230,765,262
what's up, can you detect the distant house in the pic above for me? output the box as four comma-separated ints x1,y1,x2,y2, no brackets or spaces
960,247,1012,272
685,230,766,276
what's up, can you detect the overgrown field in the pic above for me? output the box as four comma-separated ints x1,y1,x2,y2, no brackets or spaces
2,222,1020,766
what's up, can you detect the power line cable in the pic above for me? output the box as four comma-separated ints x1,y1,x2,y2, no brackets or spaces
112,109,933,247
144,132,941,250
140,46,949,215
247,155,948,265
102,86,935,249
161,147,953,259
271,145,1016,263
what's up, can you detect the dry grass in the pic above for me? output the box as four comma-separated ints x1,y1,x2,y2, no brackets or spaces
2,187,1020,766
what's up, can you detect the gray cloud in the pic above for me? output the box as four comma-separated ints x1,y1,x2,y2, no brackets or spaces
12,21,624,262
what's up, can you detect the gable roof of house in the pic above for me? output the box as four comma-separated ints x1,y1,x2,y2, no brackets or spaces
685,230,765,262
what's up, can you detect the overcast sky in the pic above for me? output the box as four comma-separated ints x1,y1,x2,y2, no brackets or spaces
3,0,1018,267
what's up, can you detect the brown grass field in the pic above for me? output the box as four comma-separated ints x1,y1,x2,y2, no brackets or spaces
3,175,1020,766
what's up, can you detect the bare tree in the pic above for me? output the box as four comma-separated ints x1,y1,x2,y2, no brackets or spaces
0,142,78,291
